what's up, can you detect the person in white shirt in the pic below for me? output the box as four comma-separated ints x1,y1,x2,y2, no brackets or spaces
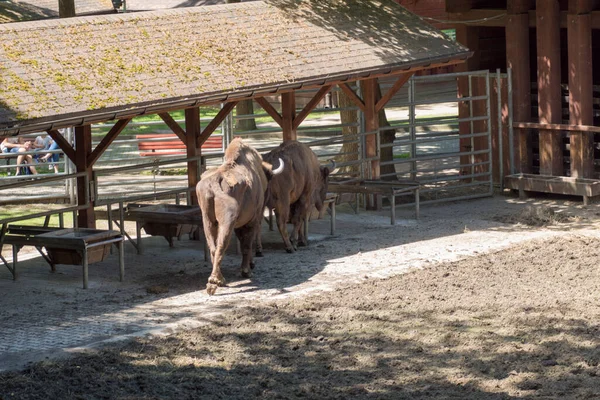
1,136,38,175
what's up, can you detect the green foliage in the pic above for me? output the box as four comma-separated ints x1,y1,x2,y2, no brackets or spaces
442,29,456,41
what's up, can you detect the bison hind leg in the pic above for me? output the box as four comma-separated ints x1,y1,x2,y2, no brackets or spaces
235,224,258,278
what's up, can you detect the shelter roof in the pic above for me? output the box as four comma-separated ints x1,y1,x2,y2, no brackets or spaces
0,0,116,23
0,0,471,136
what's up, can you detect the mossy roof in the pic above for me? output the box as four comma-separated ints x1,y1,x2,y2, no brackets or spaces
0,0,471,136
0,0,115,24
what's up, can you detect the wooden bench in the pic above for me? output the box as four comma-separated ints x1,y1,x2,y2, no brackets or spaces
137,134,223,157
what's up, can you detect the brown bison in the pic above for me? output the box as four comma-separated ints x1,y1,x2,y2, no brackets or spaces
196,138,283,295
260,140,333,253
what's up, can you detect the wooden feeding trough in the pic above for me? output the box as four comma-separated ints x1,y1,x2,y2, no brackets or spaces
0,225,124,289
126,203,203,254
505,174,600,205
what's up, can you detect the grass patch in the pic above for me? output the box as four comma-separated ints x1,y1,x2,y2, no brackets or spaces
0,206,74,226
140,168,187,176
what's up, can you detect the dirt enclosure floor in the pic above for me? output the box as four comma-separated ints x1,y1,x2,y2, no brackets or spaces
1,193,600,399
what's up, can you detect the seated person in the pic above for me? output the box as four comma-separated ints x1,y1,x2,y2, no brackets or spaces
37,135,61,174
1,137,38,175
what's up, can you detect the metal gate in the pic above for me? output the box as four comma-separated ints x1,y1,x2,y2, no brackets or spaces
376,69,509,205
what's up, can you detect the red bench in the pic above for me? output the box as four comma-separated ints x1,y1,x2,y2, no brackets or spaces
137,134,223,157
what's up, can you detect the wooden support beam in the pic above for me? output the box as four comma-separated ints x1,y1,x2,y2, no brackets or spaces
186,107,201,206
569,0,593,14
293,85,332,130
197,101,237,147
361,78,380,210
507,0,533,14
58,0,75,18
568,5,594,178
449,8,600,28
281,92,296,142
338,83,365,112
158,112,187,142
255,97,283,127
446,0,472,12
88,118,131,167
375,73,413,113
47,129,75,162
514,122,600,133
506,1,532,173
74,125,95,229
536,0,563,176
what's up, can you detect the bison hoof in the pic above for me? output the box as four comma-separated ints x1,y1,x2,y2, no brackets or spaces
206,284,218,296
255,251,263,257
241,270,252,278
208,275,226,287
285,247,294,253
298,240,308,247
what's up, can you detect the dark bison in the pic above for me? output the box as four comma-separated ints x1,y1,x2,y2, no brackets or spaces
260,140,333,253
196,138,283,295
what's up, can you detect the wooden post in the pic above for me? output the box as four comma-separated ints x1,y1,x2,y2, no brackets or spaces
506,0,532,173
58,0,76,18
536,0,563,176
281,92,296,141
568,0,594,178
185,107,201,205
75,125,95,228
361,78,380,210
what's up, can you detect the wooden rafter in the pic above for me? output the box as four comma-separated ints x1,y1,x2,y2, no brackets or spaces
88,118,131,167
293,85,333,130
197,101,238,147
338,83,365,112
255,97,283,126
375,73,413,112
47,129,75,162
158,112,187,142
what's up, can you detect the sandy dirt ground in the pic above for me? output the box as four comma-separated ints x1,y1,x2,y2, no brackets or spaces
1,192,600,399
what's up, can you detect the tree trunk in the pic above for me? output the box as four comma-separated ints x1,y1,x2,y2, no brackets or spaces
235,100,257,132
336,84,398,180
377,85,398,181
336,89,359,178
59,0,76,17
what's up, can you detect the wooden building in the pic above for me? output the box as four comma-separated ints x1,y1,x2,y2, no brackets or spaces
400,0,600,201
